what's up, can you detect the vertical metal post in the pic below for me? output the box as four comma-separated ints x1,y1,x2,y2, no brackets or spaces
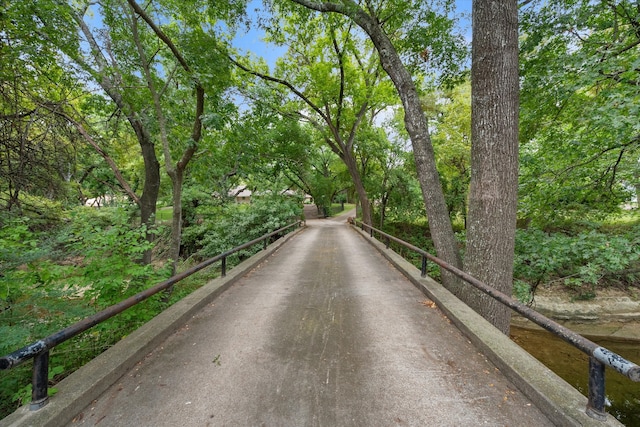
586,357,607,421
421,256,427,278
263,238,267,251
30,350,49,411
369,227,373,238
221,256,227,278
385,236,390,249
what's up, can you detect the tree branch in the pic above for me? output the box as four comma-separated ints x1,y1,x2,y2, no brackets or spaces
558,135,639,178
229,54,332,127
130,4,174,176
45,105,141,205
289,0,348,14
0,109,36,120
126,0,192,74
331,26,346,132
127,0,204,174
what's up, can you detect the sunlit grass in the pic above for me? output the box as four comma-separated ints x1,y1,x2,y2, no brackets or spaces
331,203,355,214
598,210,640,233
156,207,172,222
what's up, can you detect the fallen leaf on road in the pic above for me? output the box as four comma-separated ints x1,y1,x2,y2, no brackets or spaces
421,299,436,308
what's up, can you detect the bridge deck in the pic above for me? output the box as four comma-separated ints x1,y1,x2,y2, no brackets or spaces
70,212,553,426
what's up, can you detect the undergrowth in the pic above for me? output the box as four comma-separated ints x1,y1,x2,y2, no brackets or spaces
0,197,301,419
513,226,640,303
377,212,640,304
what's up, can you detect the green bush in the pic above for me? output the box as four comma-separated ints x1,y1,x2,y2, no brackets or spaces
182,195,302,261
0,207,172,418
375,216,639,304
514,227,640,301
377,220,446,280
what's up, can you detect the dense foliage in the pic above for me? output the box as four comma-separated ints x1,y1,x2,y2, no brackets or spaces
378,213,640,305
514,222,640,302
0,197,301,417
181,194,303,260
519,0,640,225
0,207,169,416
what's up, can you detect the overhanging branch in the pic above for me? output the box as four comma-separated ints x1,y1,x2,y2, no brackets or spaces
44,104,141,206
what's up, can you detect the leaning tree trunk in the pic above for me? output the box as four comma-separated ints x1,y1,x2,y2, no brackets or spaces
73,9,161,265
136,126,161,265
343,151,372,226
351,7,463,292
290,0,462,291
464,0,520,335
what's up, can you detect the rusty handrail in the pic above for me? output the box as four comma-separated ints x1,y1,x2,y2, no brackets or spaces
350,218,639,421
0,220,303,410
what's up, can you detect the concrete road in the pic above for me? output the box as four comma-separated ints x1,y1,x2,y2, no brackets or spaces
70,212,553,426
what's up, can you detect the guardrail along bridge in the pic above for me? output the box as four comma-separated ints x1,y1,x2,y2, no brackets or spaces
1,209,638,427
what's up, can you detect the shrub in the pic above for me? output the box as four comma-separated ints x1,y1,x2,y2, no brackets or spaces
0,207,172,418
514,227,640,301
183,195,302,261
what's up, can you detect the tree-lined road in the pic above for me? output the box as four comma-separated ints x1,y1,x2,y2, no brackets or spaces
71,212,552,426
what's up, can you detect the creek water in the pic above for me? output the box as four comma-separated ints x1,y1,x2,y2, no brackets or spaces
511,325,640,426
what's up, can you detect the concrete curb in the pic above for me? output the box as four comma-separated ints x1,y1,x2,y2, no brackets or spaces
0,227,305,427
350,225,622,427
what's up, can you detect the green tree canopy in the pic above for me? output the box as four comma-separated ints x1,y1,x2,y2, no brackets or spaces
520,0,640,225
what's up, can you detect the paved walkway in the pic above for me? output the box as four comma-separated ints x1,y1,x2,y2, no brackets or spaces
70,211,553,426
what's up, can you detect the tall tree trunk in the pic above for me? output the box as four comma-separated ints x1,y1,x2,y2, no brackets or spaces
135,123,161,265
73,9,161,264
170,169,184,267
343,151,372,225
380,195,387,230
464,0,520,334
165,84,202,274
129,1,203,274
290,0,464,290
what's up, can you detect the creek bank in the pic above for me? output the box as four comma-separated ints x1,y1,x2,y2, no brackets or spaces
511,287,640,342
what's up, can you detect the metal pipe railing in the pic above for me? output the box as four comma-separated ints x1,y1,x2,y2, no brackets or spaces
350,218,639,421
0,220,303,410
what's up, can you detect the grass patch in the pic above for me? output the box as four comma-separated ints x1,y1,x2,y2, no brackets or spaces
156,207,172,222
598,210,640,234
331,203,355,214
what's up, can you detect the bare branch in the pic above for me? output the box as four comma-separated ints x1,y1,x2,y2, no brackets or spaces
228,55,333,133
45,104,141,205
126,0,192,73
127,0,204,174
0,109,36,120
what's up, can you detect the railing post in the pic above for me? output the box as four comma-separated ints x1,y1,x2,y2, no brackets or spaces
369,227,373,238
421,256,427,278
221,256,227,278
263,238,268,251
30,350,49,411
385,236,390,249
586,357,607,420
